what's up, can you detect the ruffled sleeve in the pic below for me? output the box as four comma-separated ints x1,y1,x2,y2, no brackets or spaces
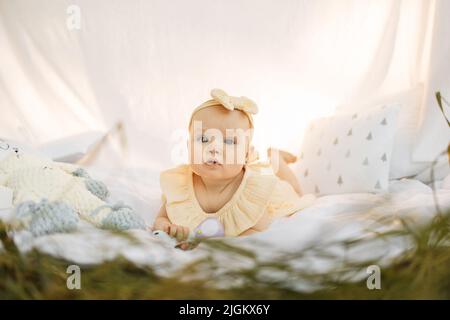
160,165,190,203
160,165,207,231
217,172,278,236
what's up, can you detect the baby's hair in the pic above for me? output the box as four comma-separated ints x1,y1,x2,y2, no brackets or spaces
189,105,254,143
189,104,252,129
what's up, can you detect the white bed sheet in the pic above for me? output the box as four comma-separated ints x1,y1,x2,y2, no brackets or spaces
1,165,450,291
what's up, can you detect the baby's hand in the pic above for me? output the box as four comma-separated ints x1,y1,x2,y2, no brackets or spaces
153,217,189,241
175,241,199,251
166,223,190,242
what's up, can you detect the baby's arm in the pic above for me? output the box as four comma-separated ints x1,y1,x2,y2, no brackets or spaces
153,204,171,231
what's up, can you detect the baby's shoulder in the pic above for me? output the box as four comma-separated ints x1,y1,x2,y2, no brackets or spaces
246,161,274,174
244,161,280,192
159,164,191,202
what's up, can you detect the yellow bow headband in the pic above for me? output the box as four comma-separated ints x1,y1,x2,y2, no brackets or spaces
189,89,259,129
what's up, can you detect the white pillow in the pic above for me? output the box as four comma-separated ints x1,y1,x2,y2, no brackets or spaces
37,131,105,163
295,104,400,196
335,85,429,179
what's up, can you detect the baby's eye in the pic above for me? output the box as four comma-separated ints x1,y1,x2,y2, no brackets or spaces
197,135,209,143
224,137,237,145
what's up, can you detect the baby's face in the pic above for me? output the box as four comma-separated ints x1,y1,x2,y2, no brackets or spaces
189,106,252,180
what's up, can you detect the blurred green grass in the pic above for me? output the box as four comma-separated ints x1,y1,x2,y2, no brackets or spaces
1,205,449,299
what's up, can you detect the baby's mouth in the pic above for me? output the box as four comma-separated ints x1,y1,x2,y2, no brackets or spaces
204,158,222,166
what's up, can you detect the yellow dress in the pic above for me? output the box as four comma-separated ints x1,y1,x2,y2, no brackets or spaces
159,162,316,237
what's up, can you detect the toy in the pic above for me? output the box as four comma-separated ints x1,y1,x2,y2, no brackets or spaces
0,139,145,236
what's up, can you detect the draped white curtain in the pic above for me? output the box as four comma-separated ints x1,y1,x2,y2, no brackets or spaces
0,0,447,170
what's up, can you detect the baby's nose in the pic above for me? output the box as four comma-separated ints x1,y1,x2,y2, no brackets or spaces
205,140,223,157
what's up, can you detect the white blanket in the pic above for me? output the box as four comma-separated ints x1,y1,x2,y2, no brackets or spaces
1,165,449,291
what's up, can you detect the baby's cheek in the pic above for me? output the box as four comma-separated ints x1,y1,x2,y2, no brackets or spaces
188,141,203,164
224,144,247,165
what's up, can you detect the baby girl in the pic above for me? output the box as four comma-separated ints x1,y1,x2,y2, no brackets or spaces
153,89,316,249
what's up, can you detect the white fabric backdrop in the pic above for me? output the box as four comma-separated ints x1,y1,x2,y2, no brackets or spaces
0,0,448,171
413,0,450,162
